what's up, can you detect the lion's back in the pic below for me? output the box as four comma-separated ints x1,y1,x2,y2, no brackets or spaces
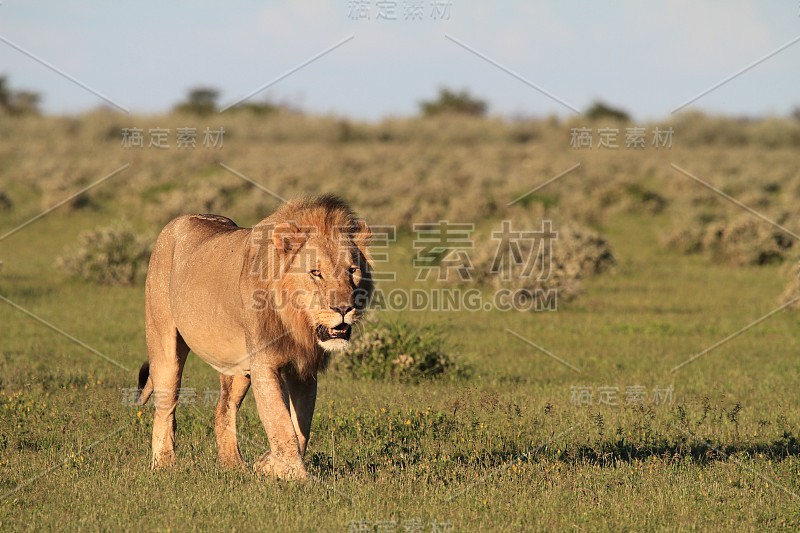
155,214,243,251
147,213,250,297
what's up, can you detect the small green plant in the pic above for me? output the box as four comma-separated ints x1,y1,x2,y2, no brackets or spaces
56,222,151,285
335,320,469,382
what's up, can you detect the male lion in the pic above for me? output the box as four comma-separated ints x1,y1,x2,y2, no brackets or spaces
135,195,373,480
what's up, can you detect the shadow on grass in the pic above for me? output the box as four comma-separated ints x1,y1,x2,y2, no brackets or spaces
560,431,800,466
307,431,800,477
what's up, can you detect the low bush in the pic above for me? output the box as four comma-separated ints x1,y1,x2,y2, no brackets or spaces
56,222,151,285
0,190,12,211
334,320,470,382
470,213,616,302
664,212,795,266
702,214,794,266
419,88,487,117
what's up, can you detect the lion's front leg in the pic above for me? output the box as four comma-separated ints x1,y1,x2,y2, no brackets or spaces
283,368,317,457
250,363,308,480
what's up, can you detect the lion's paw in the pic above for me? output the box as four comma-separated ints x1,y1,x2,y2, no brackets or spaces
254,452,309,481
218,453,247,470
151,450,177,470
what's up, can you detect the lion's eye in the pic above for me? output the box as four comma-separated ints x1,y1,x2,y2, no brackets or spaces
349,266,359,274
310,269,322,278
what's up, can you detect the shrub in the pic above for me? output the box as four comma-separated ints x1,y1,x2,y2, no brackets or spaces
56,222,151,285
7,91,41,116
603,181,668,215
702,214,794,266
0,76,8,109
0,76,41,116
235,100,280,116
470,213,616,302
567,179,668,224
664,212,795,265
663,205,797,266
662,210,723,255
173,87,220,116
144,180,240,225
584,101,630,122
662,224,706,255
779,260,800,309
420,88,487,117
0,190,12,211
334,320,469,382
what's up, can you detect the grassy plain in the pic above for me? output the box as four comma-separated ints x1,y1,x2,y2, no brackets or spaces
1,112,800,530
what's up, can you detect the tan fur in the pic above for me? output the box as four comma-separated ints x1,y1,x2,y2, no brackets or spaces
137,195,373,480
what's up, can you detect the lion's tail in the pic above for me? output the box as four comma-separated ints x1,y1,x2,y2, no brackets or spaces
136,362,153,406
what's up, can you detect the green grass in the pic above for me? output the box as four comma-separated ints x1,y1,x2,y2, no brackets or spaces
2,204,800,530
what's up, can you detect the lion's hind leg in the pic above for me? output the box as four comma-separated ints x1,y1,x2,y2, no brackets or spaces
215,373,251,468
145,325,189,469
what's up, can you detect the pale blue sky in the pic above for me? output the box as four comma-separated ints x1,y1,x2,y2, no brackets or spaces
1,1,798,120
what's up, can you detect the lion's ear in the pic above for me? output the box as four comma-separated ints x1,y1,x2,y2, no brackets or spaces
272,222,306,254
352,219,373,267
353,219,372,250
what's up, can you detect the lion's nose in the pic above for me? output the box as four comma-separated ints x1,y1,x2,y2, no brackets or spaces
331,306,353,318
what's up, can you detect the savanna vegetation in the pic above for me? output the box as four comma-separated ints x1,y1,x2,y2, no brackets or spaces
2,88,800,529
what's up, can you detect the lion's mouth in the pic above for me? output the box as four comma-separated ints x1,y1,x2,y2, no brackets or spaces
316,323,352,342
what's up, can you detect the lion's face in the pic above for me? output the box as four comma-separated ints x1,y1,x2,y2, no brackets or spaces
270,221,372,352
